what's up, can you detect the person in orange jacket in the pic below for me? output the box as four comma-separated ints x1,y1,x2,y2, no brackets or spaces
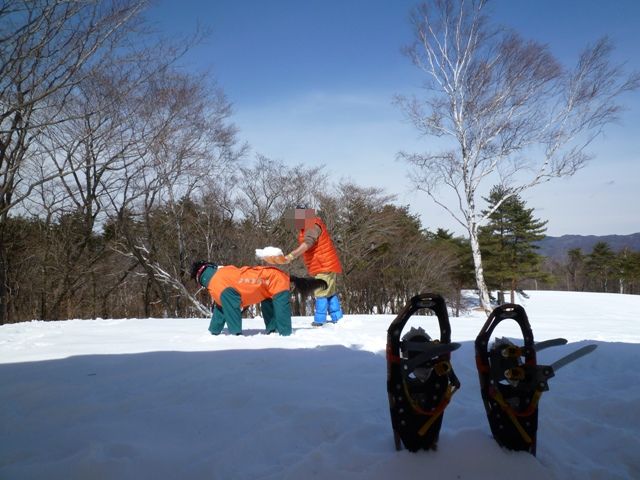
265,207,344,327
190,261,325,336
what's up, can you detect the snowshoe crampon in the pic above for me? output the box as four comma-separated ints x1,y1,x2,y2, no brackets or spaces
386,293,461,452
475,303,597,455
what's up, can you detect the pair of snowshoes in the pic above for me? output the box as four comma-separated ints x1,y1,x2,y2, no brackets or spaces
386,294,596,455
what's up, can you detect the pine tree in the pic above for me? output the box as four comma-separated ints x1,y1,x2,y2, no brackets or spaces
586,242,616,292
430,228,475,315
479,186,548,303
566,248,586,291
617,248,640,294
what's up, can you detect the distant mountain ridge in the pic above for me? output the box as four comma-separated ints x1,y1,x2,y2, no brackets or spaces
535,233,640,259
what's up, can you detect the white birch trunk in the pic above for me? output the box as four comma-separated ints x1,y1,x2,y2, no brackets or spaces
469,227,492,313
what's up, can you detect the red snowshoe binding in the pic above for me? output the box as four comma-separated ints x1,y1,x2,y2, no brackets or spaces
386,293,461,452
475,303,596,455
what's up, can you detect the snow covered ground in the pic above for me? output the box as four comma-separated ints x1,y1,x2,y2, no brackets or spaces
1,291,639,479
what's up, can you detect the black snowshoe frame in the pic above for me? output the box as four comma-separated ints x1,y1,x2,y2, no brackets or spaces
475,303,598,455
475,303,549,454
387,293,461,452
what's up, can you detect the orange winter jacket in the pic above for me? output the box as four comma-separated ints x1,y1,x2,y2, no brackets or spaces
298,217,342,276
207,266,290,308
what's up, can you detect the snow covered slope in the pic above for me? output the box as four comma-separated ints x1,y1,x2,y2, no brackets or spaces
1,291,639,479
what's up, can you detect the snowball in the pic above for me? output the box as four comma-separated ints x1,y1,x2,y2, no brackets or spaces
255,246,284,258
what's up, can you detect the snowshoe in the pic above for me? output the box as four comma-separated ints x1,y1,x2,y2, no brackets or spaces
386,293,461,452
475,303,597,455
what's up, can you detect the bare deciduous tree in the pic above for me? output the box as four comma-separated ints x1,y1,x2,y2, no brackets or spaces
235,156,326,266
396,0,640,312
0,0,147,323
0,0,145,218
110,70,245,316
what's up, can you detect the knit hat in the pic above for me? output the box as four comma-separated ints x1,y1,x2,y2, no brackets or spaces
190,260,217,287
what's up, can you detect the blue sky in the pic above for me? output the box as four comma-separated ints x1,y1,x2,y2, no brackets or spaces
148,0,640,237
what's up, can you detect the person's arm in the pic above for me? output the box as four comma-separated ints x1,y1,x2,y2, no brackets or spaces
285,242,310,262
285,224,321,262
219,287,243,335
208,304,226,335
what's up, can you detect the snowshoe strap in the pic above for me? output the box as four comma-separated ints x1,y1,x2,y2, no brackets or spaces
434,360,453,376
403,341,461,373
551,344,598,371
416,382,459,437
491,389,539,445
534,338,568,352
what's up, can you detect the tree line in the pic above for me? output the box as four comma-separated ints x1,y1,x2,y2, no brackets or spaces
4,157,639,325
542,244,640,295
2,171,474,322
473,186,640,298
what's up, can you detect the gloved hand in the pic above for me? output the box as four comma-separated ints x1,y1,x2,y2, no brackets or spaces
262,255,289,265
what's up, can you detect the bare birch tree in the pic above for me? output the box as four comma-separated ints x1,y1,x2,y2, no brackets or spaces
396,0,640,312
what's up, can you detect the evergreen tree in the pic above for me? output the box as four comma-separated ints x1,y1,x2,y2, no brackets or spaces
429,229,475,315
566,248,586,291
617,248,640,294
586,242,616,292
479,186,548,303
